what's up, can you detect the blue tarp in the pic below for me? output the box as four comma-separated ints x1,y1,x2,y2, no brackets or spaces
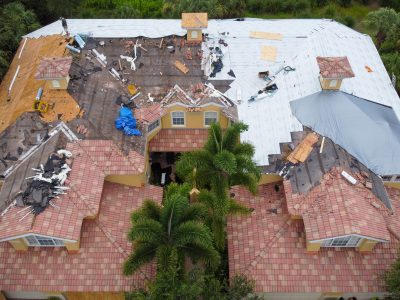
115,107,141,136
290,91,400,175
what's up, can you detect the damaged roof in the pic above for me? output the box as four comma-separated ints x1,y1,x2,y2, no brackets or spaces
284,167,391,242
23,19,400,166
0,139,145,242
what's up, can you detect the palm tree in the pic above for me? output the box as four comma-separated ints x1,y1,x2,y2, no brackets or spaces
123,183,220,276
175,122,260,250
364,8,399,48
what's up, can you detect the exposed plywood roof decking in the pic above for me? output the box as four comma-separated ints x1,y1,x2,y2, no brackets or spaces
250,31,282,40
0,35,79,133
181,13,208,29
260,45,277,61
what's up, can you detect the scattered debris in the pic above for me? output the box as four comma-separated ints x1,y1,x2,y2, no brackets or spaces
66,44,81,53
341,170,357,185
209,47,224,78
92,48,107,67
175,60,189,74
365,65,373,72
74,34,86,49
20,150,72,215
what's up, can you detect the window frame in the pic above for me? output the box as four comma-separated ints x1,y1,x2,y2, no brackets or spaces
204,111,218,127
321,235,361,248
52,80,61,88
171,111,185,127
148,119,160,133
24,235,65,247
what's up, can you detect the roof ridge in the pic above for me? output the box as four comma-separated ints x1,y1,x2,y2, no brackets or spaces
244,215,293,274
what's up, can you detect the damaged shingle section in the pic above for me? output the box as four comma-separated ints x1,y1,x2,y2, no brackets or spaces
264,129,392,210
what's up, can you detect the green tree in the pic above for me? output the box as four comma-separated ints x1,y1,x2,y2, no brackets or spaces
176,122,260,250
364,8,400,48
0,2,40,81
385,255,400,300
123,183,220,276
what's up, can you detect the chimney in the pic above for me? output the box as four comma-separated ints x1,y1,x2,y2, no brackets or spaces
316,56,355,90
181,13,208,44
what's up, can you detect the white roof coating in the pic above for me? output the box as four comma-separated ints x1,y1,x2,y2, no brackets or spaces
25,18,400,167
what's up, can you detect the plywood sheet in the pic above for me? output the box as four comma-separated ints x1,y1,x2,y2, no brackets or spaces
287,133,319,164
250,31,282,40
0,35,80,134
260,46,277,61
175,60,189,74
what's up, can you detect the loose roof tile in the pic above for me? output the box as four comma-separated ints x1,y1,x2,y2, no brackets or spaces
316,56,355,79
134,103,167,124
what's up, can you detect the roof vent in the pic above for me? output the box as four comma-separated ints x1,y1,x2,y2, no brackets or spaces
316,56,354,90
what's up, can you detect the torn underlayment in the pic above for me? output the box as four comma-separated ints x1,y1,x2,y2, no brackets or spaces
18,150,71,216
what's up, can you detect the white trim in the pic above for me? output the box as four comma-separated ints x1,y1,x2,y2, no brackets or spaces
204,111,219,127
0,232,76,243
171,111,185,127
18,38,27,59
8,65,20,94
309,233,388,244
163,102,226,109
24,235,65,247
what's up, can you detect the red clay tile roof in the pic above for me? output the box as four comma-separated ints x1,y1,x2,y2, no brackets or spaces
35,57,73,79
0,140,145,242
284,168,390,242
227,183,400,293
0,182,163,292
148,129,208,152
316,56,355,79
134,103,167,124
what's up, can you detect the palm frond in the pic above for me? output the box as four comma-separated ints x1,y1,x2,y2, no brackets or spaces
128,219,164,243
181,242,221,270
213,150,237,175
173,220,215,248
123,242,157,275
131,199,161,224
228,198,251,215
180,202,208,223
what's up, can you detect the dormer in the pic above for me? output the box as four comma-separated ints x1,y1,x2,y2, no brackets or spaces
316,56,355,90
35,56,72,90
181,13,208,43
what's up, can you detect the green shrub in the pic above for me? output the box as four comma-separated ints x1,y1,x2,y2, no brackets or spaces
324,4,337,18
338,0,352,7
341,15,356,27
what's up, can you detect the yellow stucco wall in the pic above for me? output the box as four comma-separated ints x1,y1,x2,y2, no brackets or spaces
319,77,342,90
358,239,378,252
9,238,28,251
161,105,229,129
65,292,125,300
384,181,400,189
258,174,282,185
65,240,80,253
306,241,321,252
105,174,146,187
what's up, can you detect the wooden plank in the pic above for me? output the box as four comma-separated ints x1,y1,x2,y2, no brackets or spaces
174,60,189,74
287,133,319,164
250,31,282,40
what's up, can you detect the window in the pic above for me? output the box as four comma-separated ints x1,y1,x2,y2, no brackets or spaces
328,79,338,88
191,30,198,39
148,119,160,132
25,235,64,247
52,80,61,88
171,111,185,126
204,111,218,126
321,236,361,248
